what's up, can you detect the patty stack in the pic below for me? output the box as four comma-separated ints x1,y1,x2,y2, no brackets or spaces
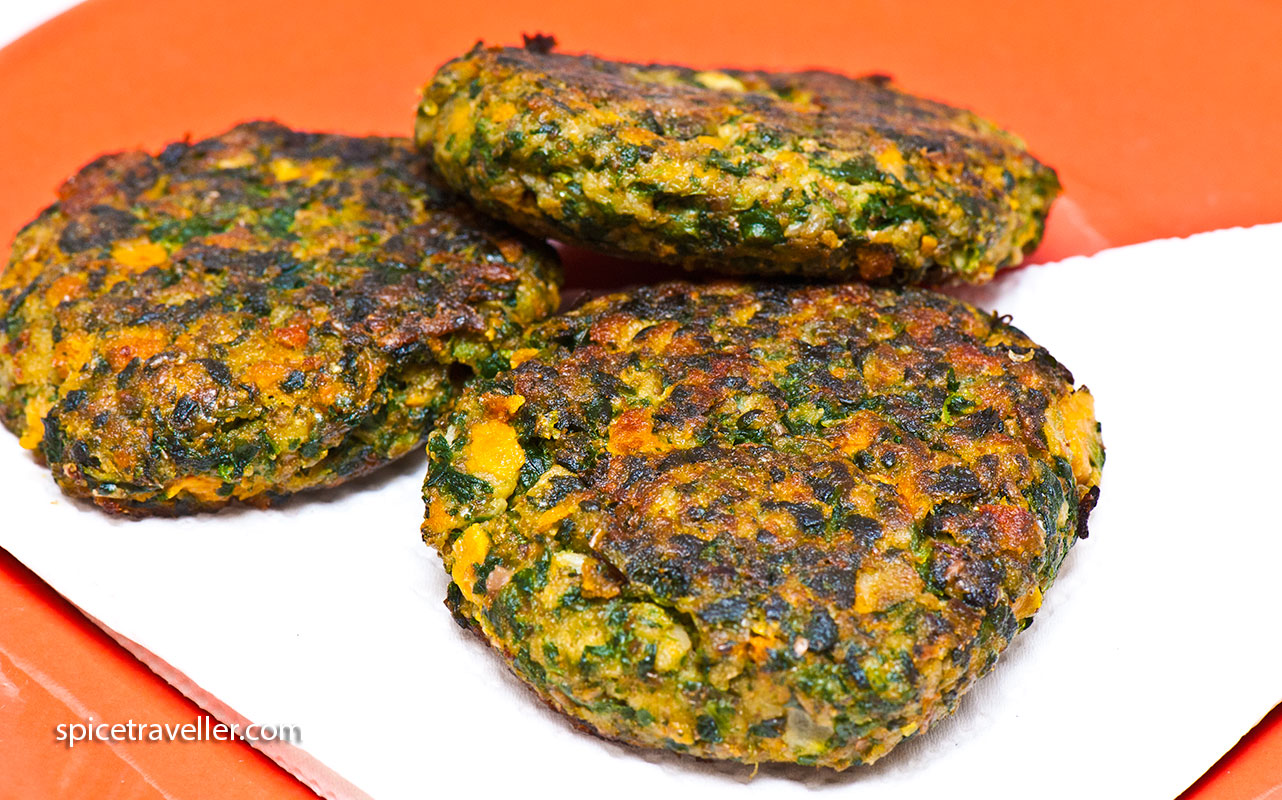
0,36,1103,771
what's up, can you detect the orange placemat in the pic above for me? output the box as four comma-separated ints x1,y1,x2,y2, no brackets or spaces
1,1,1279,797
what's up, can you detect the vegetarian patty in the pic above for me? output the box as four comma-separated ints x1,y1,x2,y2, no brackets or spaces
421,281,1102,769
0,121,561,515
416,42,1060,284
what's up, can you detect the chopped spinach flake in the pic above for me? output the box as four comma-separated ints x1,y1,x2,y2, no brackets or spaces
425,435,491,504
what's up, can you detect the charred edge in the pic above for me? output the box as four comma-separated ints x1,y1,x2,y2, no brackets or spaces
1075,485,1100,539
522,33,558,54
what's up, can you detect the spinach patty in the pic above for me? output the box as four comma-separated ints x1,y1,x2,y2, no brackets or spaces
0,122,561,514
422,281,1101,769
416,42,1059,284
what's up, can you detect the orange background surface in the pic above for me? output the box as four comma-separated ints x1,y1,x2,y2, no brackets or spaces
0,0,1279,797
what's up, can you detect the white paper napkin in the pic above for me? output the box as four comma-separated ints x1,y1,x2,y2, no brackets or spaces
4,224,1280,800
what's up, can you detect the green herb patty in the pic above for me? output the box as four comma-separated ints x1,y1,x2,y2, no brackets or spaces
422,281,1102,769
416,42,1060,284
0,121,561,514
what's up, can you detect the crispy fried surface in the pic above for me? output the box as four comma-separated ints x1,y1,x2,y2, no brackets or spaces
421,281,1102,768
416,44,1060,284
0,121,561,514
